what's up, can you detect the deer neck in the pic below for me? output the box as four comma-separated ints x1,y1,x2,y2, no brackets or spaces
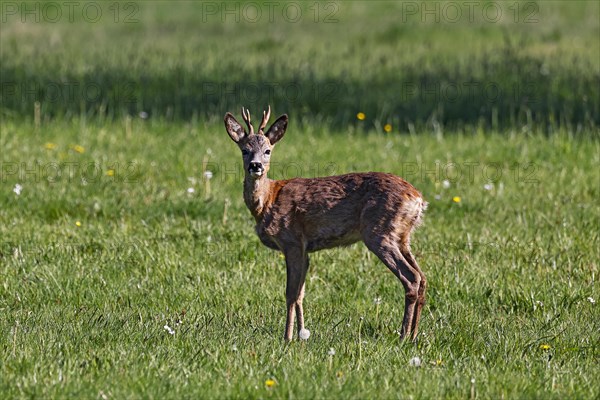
243,174,273,220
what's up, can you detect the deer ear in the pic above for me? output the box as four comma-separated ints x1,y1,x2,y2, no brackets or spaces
265,114,288,145
224,112,246,143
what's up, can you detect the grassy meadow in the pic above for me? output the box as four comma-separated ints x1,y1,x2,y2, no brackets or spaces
1,1,599,399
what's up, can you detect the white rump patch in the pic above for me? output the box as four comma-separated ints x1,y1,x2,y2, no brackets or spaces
406,197,427,227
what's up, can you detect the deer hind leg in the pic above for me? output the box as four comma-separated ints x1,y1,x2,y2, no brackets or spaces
399,242,426,341
283,247,309,341
364,236,421,341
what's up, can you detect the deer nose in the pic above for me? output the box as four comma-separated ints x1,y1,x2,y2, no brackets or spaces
249,162,263,172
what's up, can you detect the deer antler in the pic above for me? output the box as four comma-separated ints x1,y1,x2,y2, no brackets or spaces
258,105,271,134
241,107,254,135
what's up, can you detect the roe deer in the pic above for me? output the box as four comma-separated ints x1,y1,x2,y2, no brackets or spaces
224,106,427,342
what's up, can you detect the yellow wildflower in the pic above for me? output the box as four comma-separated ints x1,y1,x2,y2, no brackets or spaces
44,142,57,150
383,124,392,133
452,196,461,203
106,169,115,177
75,221,82,227
71,145,85,154
539,344,551,351
265,379,276,388
356,112,366,121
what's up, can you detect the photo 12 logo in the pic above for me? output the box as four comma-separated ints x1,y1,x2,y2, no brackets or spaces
399,161,539,185
201,81,344,105
1,161,140,184
399,1,539,24
1,81,138,105
200,2,339,23
1,2,140,23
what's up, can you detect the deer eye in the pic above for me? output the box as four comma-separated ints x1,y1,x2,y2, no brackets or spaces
265,149,271,156
241,149,249,156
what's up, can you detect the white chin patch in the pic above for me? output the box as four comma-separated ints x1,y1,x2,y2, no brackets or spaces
250,170,263,178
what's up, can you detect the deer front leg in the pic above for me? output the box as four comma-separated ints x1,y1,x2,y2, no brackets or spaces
295,281,306,334
284,247,308,341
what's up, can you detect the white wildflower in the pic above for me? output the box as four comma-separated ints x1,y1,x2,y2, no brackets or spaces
442,179,451,189
409,356,421,367
434,194,441,200
187,187,195,194
203,170,213,180
484,183,494,191
374,297,382,305
328,348,336,356
588,297,596,304
139,111,149,119
13,247,23,260
299,328,311,340
13,183,23,195
164,324,175,335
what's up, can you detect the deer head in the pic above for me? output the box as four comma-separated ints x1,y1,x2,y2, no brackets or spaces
224,106,288,179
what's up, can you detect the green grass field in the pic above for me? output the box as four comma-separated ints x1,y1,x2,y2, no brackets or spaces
1,1,599,399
